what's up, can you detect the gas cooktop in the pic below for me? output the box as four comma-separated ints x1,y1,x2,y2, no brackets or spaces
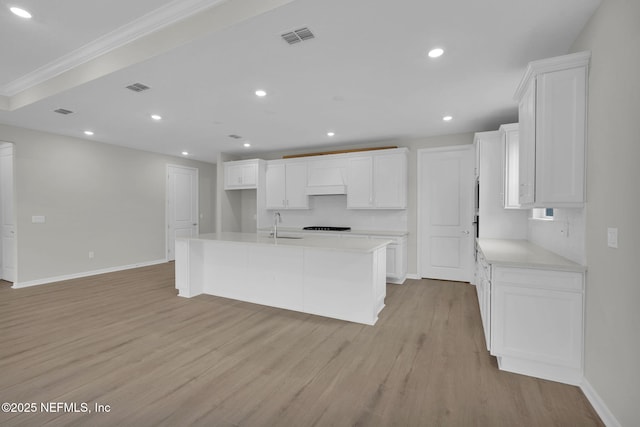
303,226,351,232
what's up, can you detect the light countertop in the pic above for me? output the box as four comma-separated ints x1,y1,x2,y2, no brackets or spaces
182,232,392,253
257,227,408,237
477,238,586,272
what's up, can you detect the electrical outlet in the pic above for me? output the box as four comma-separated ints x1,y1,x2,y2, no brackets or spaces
88,251,95,259
607,228,618,248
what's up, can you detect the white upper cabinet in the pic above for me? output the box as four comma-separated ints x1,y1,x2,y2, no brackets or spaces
515,51,589,208
224,159,261,190
265,161,309,209
346,156,373,208
347,148,408,209
476,131,528,239
500,123,521,209
518,80,536,206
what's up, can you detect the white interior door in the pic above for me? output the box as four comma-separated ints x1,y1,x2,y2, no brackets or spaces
167,165,198,261
0,142,16,282
418,146,474,282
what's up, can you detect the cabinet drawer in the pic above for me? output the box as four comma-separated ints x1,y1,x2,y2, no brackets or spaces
493,267,583,292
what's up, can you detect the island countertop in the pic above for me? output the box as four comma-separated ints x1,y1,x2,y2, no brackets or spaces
256,227,408,237
183,232,392,253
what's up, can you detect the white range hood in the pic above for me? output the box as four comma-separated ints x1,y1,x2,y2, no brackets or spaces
305,158,347,195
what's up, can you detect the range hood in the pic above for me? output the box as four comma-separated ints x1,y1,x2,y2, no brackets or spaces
305,158,347,195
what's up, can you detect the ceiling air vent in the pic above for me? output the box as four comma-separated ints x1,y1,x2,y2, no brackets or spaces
125,82,150,92
228,134,242,139
281,27,315,45
54,108,73,115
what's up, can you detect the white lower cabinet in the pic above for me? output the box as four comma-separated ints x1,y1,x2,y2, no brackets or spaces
489,266,584,385
374,235,407,284
268,230,408,284
334,233,407,284
475,249,491,351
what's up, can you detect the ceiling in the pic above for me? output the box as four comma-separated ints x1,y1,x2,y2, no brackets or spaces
0,0,601,164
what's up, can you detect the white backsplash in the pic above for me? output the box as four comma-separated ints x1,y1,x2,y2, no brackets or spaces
257,195,408,232
527,207,586,265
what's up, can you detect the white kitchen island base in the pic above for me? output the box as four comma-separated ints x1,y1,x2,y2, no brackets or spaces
175,233,389,325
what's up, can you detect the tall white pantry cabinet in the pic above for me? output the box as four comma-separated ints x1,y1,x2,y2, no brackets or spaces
514,51,589,208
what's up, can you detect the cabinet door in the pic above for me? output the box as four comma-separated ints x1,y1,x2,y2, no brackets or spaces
373,153,407,208
265,164,286,209
225,164,244,188
224,161,258,189
491,281,583,368
503,127,521,209
284,162,309,209
347,156,373,208
518,79,536,206
476,276,491,351
535,67,586,206
241,164,257,187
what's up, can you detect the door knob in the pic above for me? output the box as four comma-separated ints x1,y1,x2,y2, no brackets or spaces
461,230,470,235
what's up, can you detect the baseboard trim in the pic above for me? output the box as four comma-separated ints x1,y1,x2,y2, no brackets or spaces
12,259,168,289
405,273,420,280
580,379,621,427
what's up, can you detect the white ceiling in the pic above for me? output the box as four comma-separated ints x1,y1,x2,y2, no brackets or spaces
0,0,601,163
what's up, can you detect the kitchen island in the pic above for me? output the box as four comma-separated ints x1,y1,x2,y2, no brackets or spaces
175,232,390,325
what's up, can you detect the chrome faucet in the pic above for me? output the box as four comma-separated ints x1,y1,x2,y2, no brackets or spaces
272,212,281,238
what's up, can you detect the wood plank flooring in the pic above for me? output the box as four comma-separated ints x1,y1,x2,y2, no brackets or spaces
0,264,602,426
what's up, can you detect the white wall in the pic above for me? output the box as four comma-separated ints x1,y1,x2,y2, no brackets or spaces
257,194,408,232
0,123,216,285
240,189,258,232
216,153,238,233
527,208,586,264
570,0,640,425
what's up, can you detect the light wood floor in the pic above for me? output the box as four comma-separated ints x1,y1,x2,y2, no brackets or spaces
0,264,602,426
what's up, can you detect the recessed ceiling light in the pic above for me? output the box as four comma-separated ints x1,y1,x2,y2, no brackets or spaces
151,114,162,121
10,7,32,19
428,48,444,58
84,130,94,136
327,132,335,137
243,143,251,148
442,115,453,122
255,90,267,97
181,151,189,156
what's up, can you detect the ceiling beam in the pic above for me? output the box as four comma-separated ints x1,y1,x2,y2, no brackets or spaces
3,0,297,111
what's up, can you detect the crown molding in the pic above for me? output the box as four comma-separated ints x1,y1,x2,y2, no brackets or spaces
514,51,591,101
0,0,226,97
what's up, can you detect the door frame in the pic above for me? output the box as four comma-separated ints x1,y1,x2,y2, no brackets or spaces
417,144,475,280
166,164,199,262
0,141,17,283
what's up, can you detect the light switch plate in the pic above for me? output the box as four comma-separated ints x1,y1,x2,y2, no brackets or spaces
607,227,618,248
32,215,45,223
